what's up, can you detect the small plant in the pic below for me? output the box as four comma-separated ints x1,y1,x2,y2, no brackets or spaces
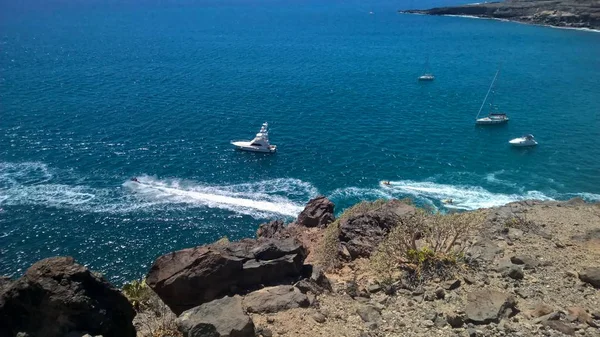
122,278,152,311
214,236,230,246
370,210,482,286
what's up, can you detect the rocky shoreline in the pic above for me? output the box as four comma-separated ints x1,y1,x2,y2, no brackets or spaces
1,197,600,337
399,0,600,31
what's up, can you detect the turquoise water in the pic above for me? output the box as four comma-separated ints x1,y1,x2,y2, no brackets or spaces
1,0,599,283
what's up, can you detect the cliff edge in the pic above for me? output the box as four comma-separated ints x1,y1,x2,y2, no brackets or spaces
400,0,600,30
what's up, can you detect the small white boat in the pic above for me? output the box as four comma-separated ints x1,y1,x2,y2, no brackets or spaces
231,122,277,153
475,68,509,125
509,134,538,147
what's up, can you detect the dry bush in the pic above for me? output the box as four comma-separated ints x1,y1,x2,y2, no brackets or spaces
371,210,483,286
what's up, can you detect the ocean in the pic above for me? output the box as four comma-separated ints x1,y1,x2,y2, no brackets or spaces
1,0,599,284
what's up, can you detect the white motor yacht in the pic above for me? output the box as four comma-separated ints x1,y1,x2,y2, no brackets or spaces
231,122,277,153
418,74,435,81
509,134,538,147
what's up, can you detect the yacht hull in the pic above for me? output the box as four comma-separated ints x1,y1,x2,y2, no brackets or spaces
476,118,509,125
231,141,276,153
509,138,537,147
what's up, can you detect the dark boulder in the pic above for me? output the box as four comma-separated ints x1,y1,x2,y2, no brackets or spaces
296,196,335,228
339,200,416,259
146,237,307,315
177,295,255,337
256,220,286,239
0,257,135,337
294,265,332,294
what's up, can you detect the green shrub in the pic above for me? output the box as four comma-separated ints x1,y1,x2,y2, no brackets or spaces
370,210,482,286
122,278,152,311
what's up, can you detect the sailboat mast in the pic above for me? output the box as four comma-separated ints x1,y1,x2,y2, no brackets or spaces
476,68,501,120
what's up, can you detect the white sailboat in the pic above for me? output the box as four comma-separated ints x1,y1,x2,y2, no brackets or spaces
475,68,509,125
418,57,435,81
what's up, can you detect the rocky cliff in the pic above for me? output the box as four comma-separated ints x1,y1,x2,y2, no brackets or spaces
400,0,600,30
1,196,599,337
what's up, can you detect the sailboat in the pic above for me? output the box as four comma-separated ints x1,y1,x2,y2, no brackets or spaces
418,57,435,81
475,68,509,125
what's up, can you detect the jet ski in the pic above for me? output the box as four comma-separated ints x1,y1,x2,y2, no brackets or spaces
442,199,453,205
382,180,391,186
131,177,139,183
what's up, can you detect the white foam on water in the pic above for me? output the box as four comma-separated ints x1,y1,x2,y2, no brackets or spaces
124,176,312,218
376,180,554,210
485,170,517,188
570,192,600,202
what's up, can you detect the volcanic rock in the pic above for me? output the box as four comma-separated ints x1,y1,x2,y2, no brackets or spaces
146,237,306,314
338,199,416,259
176,295,255,337
0,256,135,337
296,196,335,228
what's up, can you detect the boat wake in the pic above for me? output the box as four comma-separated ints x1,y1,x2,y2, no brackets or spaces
0,162,313,218
376,180,554,210
125,176,311,218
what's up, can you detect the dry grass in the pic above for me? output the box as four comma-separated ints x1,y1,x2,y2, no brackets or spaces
371,210,483,285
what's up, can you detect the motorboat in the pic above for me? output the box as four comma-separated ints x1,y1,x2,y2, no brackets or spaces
475,67,509,125
231,122,277,153
509,134,538,147
476,113,509,125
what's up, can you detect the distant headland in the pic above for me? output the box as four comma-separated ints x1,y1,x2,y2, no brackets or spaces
399,0,600,31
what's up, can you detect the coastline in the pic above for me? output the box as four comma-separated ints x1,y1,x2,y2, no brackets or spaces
400,12,600,34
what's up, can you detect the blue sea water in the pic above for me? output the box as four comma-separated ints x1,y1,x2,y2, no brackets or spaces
1,0,599,284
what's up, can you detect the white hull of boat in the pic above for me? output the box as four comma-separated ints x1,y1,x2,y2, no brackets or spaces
418,75,435,81
475,117,509,125
231,141,276,153
509,138,537,147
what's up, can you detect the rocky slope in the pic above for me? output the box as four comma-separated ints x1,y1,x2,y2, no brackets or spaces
400,0,600,30
1,196,599,337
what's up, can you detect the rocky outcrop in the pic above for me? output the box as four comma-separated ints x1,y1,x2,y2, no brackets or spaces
0,257,135,337
339,200,416,259
177,295,255,337
579,267,600,288
256,220,286,239
146,237,307,315
399,0,600,30
242,285,309,313
465,290,517,324
296,196,335,228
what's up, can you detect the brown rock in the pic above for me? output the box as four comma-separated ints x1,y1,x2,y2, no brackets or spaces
579,267,600,288
296,196,335,228
542,320,575,335
0,257,135,337
465,290,517,324
242,286,309,314
338,200,416,259
176,295,255,337
146,237,306,315
525,303,554,319
256,220,286,239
